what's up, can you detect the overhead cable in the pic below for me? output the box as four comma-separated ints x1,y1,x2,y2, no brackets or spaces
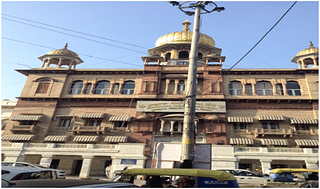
2,13,147,50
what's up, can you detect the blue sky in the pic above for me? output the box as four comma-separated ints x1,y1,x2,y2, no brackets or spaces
1,1,319,100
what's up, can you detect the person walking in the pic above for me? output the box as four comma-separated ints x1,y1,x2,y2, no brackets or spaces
105,164,111,178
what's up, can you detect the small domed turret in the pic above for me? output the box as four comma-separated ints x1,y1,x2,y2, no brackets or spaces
38,43,83,69
291,41,318,69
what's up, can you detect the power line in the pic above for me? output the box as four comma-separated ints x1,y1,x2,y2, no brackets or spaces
2,37,143,68
2,13,148,50
2,17,146,54
202,1,297,93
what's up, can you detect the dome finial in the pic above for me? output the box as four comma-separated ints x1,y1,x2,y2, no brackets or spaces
64,43,68,49
310,41,314,47
182,19,191,31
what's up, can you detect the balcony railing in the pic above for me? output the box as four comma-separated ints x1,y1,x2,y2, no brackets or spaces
11,124,36,133
71,125,108,134
254,128,293,138
296,129,319,135
234,147,317,154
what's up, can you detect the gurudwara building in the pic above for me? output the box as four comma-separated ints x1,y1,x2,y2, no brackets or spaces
1,20,318,178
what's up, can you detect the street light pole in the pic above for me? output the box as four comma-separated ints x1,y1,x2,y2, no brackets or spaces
169,1,224,168
180,4,201,168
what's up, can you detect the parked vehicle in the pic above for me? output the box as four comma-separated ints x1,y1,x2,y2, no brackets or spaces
117,168,239,188
263,168,319,188
2,179,138,188
1,162,47,168
1,162,66,179
214,168,269,187
1,166,62,181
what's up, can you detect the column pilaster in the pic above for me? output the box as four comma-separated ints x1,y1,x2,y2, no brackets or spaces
39,154,53,168
260,159,272,174
79,155,94,178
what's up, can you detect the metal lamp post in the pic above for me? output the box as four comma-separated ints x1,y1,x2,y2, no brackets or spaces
169,1,224,168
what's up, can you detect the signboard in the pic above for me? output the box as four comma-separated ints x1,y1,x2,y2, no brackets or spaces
137,101,226,113
152,143,211,170
120,159,137,165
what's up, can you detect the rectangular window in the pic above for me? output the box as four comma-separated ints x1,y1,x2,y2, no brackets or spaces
245,84,252,95
115,121,128,128
112,83,119,94
295,124,309,130
86,120,101,126
36,83,50,94
84,83,92,94
276,84,284,95
233,122,247,130
262,122,278,130
59,119,71,128
20,120,35,125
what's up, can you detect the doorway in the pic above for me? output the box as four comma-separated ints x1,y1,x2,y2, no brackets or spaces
72,160,83,175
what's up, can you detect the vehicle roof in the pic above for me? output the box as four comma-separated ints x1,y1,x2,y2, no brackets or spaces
1,166,49,172
214,168,251,171
270,168,319,174
123,168,236,181
4,179,124,188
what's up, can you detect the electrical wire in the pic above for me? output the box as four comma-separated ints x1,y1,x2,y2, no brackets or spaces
2,37,143,68
2,13,148,50
2,17,146,54
201,1,297,93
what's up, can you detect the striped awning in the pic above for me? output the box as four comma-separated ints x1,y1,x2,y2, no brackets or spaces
73,135,99,143
228,117,254,123
290,118,318,125
80,113,104,119
295,139,318,147
261,139,288,146
109,116,132,122
258,115,285,121
44,135,68,142
104,136,128,143
230,138,254,145
10,115,43,121
56,115,73,118
2,134,36,141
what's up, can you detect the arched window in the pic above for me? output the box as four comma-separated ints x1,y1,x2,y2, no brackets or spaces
94,81,110,94
229,81,243,95
69,80,83,94
122,81,135,95
286,81,301,96
179,51,189,59
256,81,273,96
177,80,185,94
36,79,51,94
165,53,171,61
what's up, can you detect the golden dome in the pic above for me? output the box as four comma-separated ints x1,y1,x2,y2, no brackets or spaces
296,41,318,56
155,20,215,47
47,43,79,58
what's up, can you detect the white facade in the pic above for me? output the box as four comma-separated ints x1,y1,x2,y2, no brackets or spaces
1,142,146,178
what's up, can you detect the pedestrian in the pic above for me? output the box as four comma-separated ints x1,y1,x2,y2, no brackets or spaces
105,164,111,178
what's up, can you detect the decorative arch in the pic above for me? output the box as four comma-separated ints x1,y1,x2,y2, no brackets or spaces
94,80,111,94
255,81,273,95
286,81,301,96
229,80,243,95
122,80,135,95
69,80,83,94
179,51,189,59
